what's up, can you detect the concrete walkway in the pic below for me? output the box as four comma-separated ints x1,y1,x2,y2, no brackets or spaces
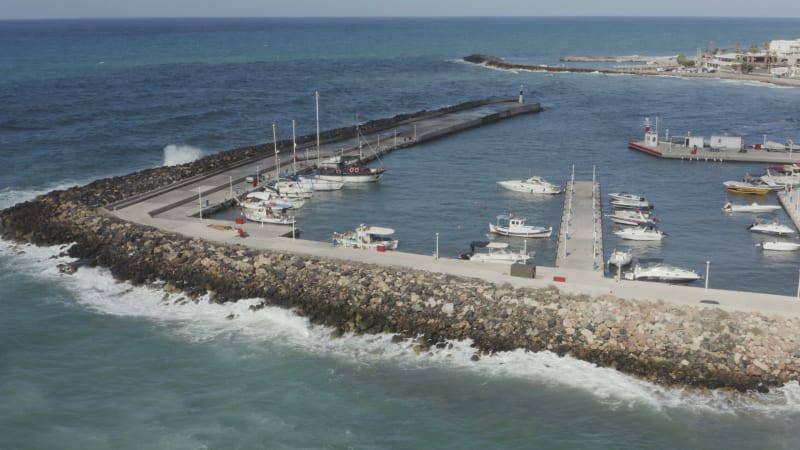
122,215,800,318
555,181,603,276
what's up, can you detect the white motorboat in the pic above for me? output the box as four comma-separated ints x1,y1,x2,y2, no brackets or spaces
623,263,701,283
747,219,796,236
607,248,633,266
613,224,665,241
240,190,305,210
608,192,646,202
760,164,800,187
459,241,531,264
722,202,781,214
607,209,656,226
489,214,552,238
497,176,561,195
757,240,800,251
610,197,653,209
271,179,314,199
332,224,399,251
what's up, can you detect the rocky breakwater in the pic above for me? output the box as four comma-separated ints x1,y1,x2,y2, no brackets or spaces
2,110,800,394
4,192,800,392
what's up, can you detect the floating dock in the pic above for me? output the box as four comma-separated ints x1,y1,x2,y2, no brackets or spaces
555,180,604,277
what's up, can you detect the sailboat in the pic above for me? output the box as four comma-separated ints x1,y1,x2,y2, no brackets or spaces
317,113,387,183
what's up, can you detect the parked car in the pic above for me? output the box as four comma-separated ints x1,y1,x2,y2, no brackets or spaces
245,174,267,183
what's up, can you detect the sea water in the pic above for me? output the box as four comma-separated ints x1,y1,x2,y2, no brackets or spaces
2,17,800,449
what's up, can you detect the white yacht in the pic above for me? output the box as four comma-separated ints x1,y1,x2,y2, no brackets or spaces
497,176,561,195
747,219,796,236
722,202,781,213
613,224,665,241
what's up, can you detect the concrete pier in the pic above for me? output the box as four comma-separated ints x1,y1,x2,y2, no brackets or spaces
555,180,603,277
628,140,800,164
108,98,541,222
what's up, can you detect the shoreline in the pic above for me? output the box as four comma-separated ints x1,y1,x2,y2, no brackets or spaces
463,54,800,88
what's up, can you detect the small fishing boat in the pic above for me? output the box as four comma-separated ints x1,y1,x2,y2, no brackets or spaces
747,218,796,236
459,241,531,264
332,224,399,251
489,214,552,238
722,202,781,213
607,209,656,226
623,263,701,284
497,176,561,195
613,224,665,241
757,240,800,251
607,248,633,266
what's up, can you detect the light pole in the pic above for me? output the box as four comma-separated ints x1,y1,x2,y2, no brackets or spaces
705,261,710,290
198,187,203,220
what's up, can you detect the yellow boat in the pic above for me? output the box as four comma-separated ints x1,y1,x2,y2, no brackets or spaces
723,181,773,195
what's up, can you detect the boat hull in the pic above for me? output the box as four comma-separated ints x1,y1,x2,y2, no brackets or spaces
489,223,552,238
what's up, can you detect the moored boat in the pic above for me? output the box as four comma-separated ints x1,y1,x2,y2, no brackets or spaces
747,219,796,236
610,197,653,210
317,162,386,183
608,192,646,202
489,213,552,238
757,240,800,251
459,241,531,264
240,206,295,225
722,202,781,213
607,209,656,226
623,263,701,283
613,224,665,241
497,176,561,195
722,180,776,195
239,190,305,210
607,248,633,266
332,224,399,251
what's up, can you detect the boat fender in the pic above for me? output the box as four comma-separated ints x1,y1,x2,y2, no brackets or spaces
354,167,360,173
349,167,355,173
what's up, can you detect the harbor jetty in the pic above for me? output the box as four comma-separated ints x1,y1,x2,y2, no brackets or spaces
555,180,603,276
3,99,800,393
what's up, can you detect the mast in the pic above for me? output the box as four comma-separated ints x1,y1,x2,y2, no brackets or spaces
315,90,320,166
273,123,280,178
292,119,297,175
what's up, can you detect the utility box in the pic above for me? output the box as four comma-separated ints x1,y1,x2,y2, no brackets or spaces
709,135,742,150
511,264,536,278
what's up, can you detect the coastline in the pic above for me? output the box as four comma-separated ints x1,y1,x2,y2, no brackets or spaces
463,54,800,88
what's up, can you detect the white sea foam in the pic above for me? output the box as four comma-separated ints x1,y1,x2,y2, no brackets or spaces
4,239,800,417
162,144,204,166
0,182,82,210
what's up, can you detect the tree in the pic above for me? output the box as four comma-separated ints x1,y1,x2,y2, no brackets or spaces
740,61,754,73
749,44,760,53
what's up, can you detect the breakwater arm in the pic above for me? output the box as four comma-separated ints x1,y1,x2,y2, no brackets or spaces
3,101,800,393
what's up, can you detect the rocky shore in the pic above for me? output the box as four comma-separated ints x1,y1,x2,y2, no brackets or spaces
464,54,800,88
3,103,800,393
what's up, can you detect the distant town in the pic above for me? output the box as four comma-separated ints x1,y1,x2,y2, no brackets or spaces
683,38,800,77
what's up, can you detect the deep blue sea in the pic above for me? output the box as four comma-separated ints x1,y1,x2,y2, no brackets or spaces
3,17,800,449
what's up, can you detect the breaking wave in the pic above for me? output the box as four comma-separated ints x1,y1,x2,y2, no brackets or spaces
162,144,204,166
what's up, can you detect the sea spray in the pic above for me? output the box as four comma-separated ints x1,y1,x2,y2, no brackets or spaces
3,239,800,418
162,144,204,166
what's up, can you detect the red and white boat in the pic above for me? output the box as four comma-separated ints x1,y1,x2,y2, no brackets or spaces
607,209,656,226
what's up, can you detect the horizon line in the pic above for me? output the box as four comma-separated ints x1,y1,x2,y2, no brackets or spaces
2,15,800,22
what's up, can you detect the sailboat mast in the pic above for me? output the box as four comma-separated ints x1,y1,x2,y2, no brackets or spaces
292,119,297,175
273,123,280,177
315,90,320,166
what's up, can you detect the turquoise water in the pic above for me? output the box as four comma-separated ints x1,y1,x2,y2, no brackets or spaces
3,17,800,448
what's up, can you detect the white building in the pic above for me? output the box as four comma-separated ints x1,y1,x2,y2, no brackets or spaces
768,39,800,77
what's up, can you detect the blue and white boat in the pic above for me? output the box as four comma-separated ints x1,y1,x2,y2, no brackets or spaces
489,213,552,238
